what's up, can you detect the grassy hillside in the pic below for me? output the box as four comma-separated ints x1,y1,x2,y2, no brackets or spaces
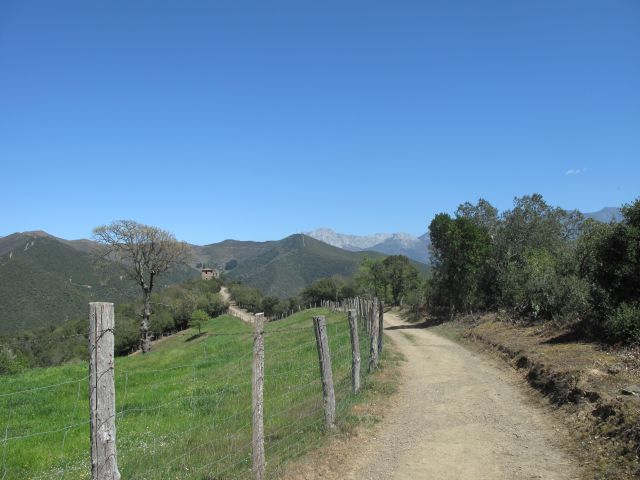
0,232,199,334
1,308,373,479
220,234,388,297
198,234,428,297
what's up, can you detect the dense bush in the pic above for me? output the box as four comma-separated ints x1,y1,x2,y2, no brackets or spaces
228,283,264,312
426,195,640,343
583,199,640,342
355,256,420,306
300,277,359,305
0,345,29,375
226,282,299,319
605,302,640,343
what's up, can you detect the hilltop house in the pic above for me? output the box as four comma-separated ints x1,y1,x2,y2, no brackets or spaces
201,268,220,280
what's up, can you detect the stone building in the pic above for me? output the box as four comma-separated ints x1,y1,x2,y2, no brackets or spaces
201,268,220,280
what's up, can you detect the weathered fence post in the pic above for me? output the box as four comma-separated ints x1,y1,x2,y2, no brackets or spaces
348,309,361,393
312,315,336,430
378,299,384,356
89,302,121,480
369,300,379,372
252,313,266,480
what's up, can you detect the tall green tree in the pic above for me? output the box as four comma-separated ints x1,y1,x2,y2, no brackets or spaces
381,255,420,306
355,256,388,299
455,198,499,234
493,194,586,319
429,214,492,315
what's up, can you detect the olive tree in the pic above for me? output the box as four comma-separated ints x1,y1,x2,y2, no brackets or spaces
93,220,192,353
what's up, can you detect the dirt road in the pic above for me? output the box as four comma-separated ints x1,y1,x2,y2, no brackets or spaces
220,286,255,324
342,311,581,480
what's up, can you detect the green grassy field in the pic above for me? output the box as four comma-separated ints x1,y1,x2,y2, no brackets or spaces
0,308,373,479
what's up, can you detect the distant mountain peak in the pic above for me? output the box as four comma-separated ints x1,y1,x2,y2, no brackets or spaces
21,230,55,239
306,228,430,264
305,228,393,251
583,207,623,223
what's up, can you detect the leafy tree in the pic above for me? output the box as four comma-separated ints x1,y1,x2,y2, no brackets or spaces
338,280,358,300
355,256,388,299
354,255,421,306
494,194,583,267
150,309,175,338
189,309,209,335
429,213,492,315
228,283,264,312
93,220,192,353
301,277,342,305
205,292,228,317
381,255,420,306
455,198,499,234
491,194,586,320
592,199,640,308
261,296,281,317
583,198,640,341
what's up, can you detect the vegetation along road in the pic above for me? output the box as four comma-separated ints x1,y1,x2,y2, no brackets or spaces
338,311,581,480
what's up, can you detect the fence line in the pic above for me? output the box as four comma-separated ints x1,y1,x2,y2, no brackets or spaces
1,295,383,479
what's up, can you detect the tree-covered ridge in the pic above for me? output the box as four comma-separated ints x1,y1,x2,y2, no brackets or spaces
0,230,427,338
210,234,392,297
0,232,200,334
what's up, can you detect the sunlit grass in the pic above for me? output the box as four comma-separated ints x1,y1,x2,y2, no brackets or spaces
0,308,372,479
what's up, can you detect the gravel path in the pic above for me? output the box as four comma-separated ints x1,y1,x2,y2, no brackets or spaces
342,311,581,480
220,286,255,324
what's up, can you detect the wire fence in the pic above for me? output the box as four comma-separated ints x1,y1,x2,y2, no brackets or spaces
0,297,382,480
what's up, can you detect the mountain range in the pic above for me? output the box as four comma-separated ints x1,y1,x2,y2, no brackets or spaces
0,231,417,334
306,228,431,264
583,207,623,223
307,207,623,263
0,206,621,334
0,231,198,334
193,234,395,297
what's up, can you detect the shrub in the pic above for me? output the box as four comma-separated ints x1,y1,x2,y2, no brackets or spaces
205,292,228,317
190,309,209,335
605,302,640,344
0,345,28,375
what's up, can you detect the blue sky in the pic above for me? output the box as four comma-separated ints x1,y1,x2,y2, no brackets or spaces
1,1,638,244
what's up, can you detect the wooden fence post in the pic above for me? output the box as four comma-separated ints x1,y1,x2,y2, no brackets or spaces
312,316,336,430
348,309,361,393
252,313,266,480
369,300,379,372
378,299,384,356
89,302,121,480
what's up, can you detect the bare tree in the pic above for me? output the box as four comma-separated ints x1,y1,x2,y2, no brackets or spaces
93,220,192,353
